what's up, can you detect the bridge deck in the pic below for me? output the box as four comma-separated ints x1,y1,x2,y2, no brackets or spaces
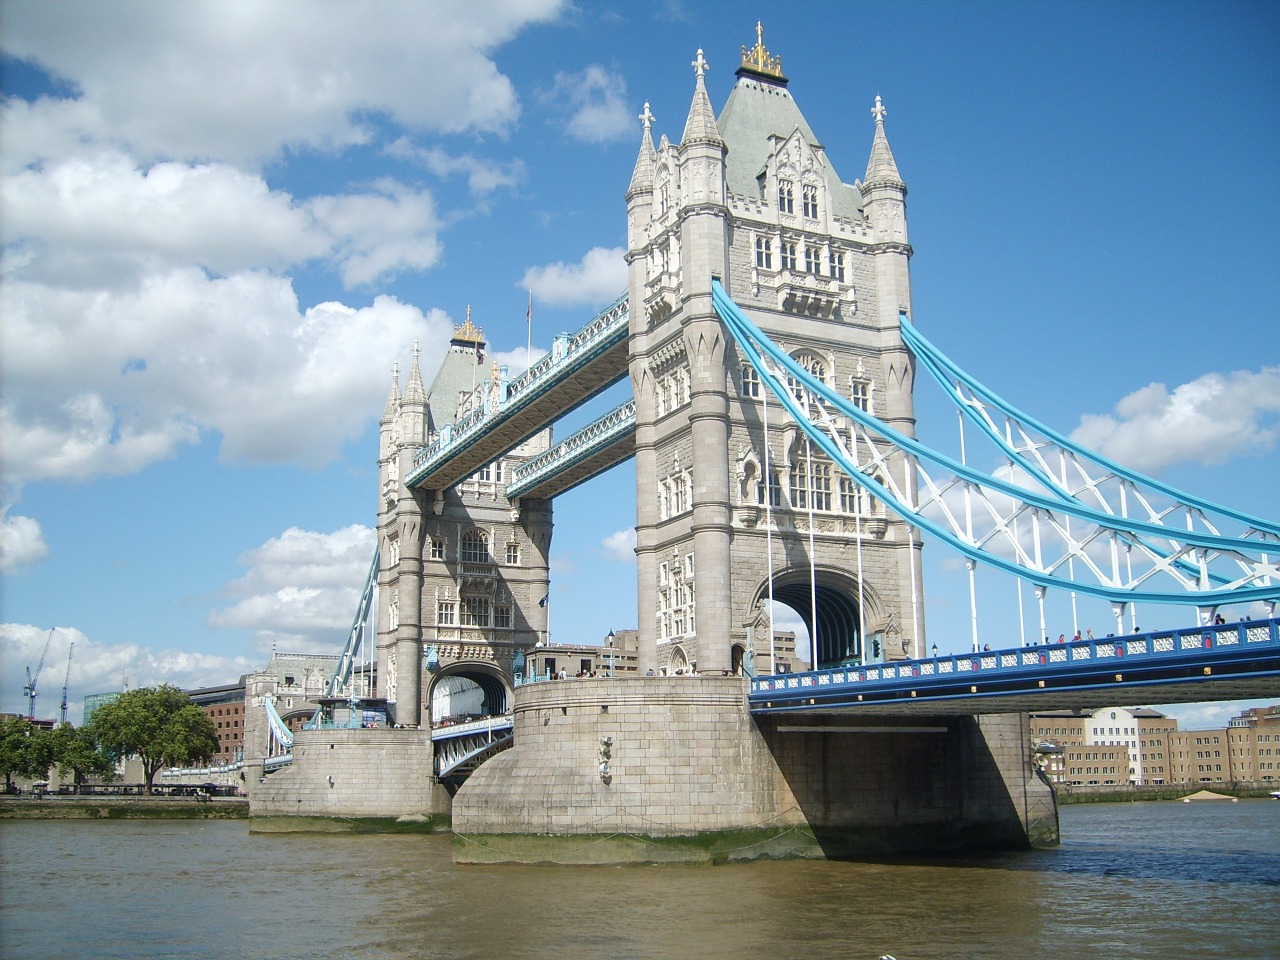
408,296,629,491
749,619,1280,717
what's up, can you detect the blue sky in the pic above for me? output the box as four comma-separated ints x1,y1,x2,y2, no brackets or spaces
2,1,1277,730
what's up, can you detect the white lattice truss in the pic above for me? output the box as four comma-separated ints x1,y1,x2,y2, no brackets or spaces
712,281,1280,618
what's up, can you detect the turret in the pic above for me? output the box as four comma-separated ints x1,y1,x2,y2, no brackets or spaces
860,95,908,247
379,361,401,510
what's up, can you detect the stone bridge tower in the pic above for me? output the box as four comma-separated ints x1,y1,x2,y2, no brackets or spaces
377,320,552,727
626,29,926,677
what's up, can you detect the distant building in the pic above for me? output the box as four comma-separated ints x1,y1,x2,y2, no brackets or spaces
524,629,641,680
241,652,349,764
185,680,247,765
81,691,120,726
1032,703,1280,786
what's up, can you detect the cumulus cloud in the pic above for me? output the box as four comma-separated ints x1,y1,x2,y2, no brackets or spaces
0,623,256,724
520,246,627,306
2,153,443,291
1,270,454,483
542,65,634,143
209,524,377,653
1070,368,1280,475
383,140,526,196
601,528,636,562
2,0,566,166
0,509,48,573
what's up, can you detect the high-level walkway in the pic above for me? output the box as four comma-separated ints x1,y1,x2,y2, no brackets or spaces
406,294,629,492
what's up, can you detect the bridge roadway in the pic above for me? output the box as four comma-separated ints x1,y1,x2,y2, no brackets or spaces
749,617,1280,717
406,294,630,493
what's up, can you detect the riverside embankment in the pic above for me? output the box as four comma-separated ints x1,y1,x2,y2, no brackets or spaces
0,796,247,819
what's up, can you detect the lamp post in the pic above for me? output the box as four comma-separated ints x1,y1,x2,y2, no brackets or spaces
931,643,939,659
607,629,616,677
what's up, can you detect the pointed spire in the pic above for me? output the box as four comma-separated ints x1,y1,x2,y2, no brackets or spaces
864,95,904,186
681,48,723,145
627,102,657,198
403,338,425,403
382,359,401,421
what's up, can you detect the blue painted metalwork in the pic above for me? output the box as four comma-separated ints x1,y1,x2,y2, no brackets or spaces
506,399,636,498
263,696,295,769
712,280,1280,608
432,715,514,779
900,316,1280,539
406,293,628,487
749,617,1280,713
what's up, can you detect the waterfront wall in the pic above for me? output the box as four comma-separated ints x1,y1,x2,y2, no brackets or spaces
452,676,1057,863
247,727,449,823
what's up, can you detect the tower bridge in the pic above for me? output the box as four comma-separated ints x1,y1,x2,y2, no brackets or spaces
248,27,1279,860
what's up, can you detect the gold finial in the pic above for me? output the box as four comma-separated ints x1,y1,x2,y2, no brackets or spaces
741,21,783,78
452,304,485,344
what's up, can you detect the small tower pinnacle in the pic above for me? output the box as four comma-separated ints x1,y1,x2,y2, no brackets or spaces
681,48,723,145
628,102,657,199
864,94,904,186
403,338,425,403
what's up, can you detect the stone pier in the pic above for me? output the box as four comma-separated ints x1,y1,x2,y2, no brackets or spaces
451,676,1057,863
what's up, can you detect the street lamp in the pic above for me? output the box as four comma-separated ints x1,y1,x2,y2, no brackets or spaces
931,643,939,659
607,629,616,677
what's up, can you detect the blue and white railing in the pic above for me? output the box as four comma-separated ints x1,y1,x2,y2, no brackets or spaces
749,617,1280,707
507,399,636,497
408,293,628,484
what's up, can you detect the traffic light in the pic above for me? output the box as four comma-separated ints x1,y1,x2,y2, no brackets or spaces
871,637,882,661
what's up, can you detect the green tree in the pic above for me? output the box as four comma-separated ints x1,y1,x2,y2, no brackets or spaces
0,716,43,793
86,685,218,794
0,715,51,791
48,722,117,790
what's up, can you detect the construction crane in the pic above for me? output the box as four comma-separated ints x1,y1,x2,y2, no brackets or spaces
59,642,75,725
23,628,55,720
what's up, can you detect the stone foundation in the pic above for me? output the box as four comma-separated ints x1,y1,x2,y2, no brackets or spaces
247,727,450,827
452,676,1058,863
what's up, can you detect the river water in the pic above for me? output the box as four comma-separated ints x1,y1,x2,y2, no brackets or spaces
2,801,1277,960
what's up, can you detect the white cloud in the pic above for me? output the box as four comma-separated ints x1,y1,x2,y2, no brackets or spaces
1155,699,1274,732
0,509,48,572
520,246,627,306
601,528,636,562
0,623,256,724
2,0,566,166
543,65,634,143
383,139,525,196
1,270,453,483
305,180,444,288
209,524,376,654
2,153,444,292
1070,367,1280,475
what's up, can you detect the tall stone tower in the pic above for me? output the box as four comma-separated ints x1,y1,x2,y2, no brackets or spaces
626,28,925,677
377,318,552,726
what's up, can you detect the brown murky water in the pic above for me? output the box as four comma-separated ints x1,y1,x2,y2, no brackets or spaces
2,801,1277,959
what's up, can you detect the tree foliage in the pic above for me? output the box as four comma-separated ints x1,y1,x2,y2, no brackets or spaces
0,715,49,790
86,685,218,794
48,722,117,785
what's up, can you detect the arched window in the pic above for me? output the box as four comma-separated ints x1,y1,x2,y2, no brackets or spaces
778,179,794,214
461,529,491,564
740,363,760,399
802,183,819,219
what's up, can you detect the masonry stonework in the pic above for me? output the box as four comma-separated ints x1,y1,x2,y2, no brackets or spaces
453,677,1056,863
